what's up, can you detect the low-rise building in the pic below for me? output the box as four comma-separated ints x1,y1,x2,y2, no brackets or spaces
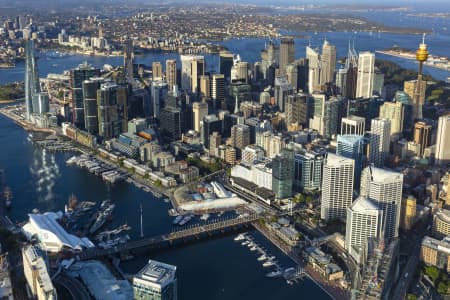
420,236,450,273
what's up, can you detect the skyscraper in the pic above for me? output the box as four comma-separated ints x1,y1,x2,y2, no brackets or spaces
356,52,375,99
24,40,39,120
360,166,404,240
306,46,321,93
70,62,100,128
279,37,295,75
345,196,383,263
199,75,210,98
320,40,336,85
231,61,249,83
274,75,294,112
379,101,404,142
341,115,365,136
337,134,365,190
369,118,391,168
151,81,168,118
211,74,225,110
192,102,208,133
165,59,177,90
413,121,432,157
83,77,105,134
286,63,299,92
160,106,183,140
97,82,128,139
191,57,205,94
345,43,358,99
219,51,234,81
123,37,134,83
180,55,204,92
272,149,294,199
152,61,163,80
404,80,426,120
293,150,324,191
320,153,354,221
435,115,450,166
285,93,311,128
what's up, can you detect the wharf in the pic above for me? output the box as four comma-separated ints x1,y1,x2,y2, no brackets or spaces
253,223,350,300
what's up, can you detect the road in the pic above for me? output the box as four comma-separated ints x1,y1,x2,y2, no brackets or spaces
53,274,91,300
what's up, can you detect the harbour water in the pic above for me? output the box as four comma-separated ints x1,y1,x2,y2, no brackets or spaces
0,112,331,299
1,31,450,86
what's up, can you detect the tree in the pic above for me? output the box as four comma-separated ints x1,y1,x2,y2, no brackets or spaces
406,294,417,300
438,282,448,295
424,265,440,284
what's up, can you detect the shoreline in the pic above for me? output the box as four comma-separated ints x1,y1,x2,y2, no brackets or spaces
376,50,450,73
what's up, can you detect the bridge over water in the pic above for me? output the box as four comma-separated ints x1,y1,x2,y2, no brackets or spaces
79,213,261,260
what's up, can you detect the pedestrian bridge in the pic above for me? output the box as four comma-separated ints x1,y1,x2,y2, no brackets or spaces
79,213,261,260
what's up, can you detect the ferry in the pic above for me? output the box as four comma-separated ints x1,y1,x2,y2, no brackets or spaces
234,234,246,241
266,270,283,278
172,215,183,225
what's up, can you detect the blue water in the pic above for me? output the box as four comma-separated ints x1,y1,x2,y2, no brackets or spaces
0,112,331,299
1,32,449,85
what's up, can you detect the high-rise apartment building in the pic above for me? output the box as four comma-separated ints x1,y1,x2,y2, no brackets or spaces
435,115,450,165
83,77,105,134
191,58,205,94
368,118,391,168
219,51,234,81
274,75,294,112
345,196,383,264
356,52,375,99
360,166,404,240
320,153,355,221
151,80,168,118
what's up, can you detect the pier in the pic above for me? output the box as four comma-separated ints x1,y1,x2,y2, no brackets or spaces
79,213,260,260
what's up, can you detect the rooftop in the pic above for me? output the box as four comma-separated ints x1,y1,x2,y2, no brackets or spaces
135,259,177,288
350,196,380,212
422,236,450,255
366,166,403,182
435,209,450,224
325,153,354,166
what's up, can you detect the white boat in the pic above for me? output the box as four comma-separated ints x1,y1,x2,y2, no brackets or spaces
263,261,275,268
173,215,183,225
66,156,78,165
257,254,267,261
234,234,246,241
200,214,210,221
250,246,257,251
266,270,283,278
179,215,193,226
241,241,250,246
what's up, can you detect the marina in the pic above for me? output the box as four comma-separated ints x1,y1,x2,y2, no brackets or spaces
234,233,306,284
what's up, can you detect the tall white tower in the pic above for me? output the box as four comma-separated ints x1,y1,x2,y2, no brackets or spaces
320,153,355,221
360,166,403,240
345,196,383,263
356,51,375,98
435,115,450,166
